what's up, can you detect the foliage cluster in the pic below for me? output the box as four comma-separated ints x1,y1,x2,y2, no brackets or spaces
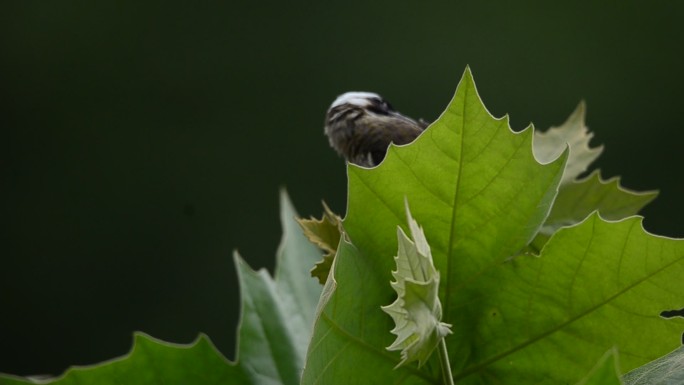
2,69,682,385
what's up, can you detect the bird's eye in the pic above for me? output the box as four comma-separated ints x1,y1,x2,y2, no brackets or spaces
365,97,388,114
365,96,396,115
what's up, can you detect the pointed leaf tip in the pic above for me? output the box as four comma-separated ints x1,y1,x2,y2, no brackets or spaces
533,101,604,184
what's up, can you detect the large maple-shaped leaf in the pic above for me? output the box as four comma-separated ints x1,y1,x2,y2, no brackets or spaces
458,213,683,383
0,191,322,385
302,68,566,383
301,68,684,384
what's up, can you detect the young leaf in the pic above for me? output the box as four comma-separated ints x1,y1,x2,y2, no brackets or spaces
297,202,344,284
623,346,684,385
381,201,452,368
533,101,603,185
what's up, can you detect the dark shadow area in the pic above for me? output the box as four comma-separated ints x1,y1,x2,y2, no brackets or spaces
661,309,684,319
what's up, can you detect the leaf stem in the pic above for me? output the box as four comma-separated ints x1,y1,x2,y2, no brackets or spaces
438,339,455,385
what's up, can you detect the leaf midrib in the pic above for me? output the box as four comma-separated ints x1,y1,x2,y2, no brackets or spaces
444,74,470,322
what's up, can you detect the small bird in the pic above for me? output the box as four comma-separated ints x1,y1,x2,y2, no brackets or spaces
324,92,429,167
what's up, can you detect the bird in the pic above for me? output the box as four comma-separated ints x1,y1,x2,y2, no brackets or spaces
324,92,429,167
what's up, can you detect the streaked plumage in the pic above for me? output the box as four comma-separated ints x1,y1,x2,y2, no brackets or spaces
324,92,428,167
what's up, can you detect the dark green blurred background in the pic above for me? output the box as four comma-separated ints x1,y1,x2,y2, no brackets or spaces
2,0,683,377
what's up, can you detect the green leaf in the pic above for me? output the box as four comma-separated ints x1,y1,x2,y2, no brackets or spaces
344,67,567,300
0,333,248,385
229,189,322,385
536,170,658,240
0,190,322,385
302,68,684,384
297,202,344,284
623,346,684,385
381,201,452,368
533,101,603,185
530,102,656,247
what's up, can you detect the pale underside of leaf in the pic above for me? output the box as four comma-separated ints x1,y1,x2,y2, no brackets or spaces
623,345,684,385
382,202,452,368
533,101,603,185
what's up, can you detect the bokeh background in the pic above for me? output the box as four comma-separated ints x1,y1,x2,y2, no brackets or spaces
2,0,683,377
